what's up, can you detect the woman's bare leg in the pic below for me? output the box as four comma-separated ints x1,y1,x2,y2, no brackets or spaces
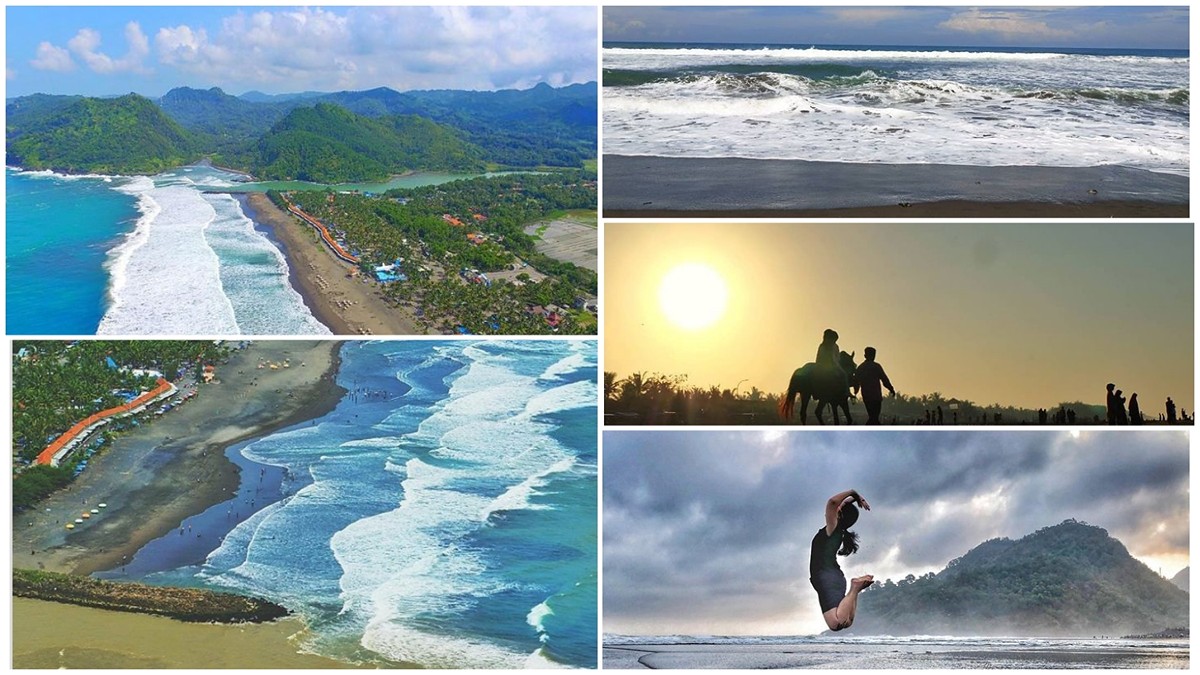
822,575,874,631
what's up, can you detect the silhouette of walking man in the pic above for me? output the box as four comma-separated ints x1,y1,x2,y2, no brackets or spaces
853,347,895,425
1106,383,1118,425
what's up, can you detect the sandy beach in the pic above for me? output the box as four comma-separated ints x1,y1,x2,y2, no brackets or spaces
13,598,366,668
13,341,345,576
602,155,1189,218
239,193,422,336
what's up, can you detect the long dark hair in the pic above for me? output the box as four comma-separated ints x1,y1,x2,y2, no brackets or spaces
838,503,860,556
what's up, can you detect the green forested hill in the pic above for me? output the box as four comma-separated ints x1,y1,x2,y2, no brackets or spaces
254,103,486,182
7,82,597,180
854,520,1188,637
6,94,197,174
320,82,597,168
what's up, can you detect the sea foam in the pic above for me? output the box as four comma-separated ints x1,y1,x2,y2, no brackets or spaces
98,180,240,334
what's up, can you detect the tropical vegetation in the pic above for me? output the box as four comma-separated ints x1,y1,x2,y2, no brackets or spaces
604,371,1119,425
6,82,597,180
12,341,232,511
275,169,597,335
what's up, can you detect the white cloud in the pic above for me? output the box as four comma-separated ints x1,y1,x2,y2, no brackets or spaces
824,7,921,26
155,25,208,66
153,6,596,93
67,22,151,74
939,9,1072,40
30,41,75,72
6,65,15,80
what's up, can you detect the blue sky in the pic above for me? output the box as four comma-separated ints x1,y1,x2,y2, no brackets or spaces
7,6,598,97
604,6,1188,50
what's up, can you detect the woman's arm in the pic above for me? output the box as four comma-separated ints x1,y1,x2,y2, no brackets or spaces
825,489,869,534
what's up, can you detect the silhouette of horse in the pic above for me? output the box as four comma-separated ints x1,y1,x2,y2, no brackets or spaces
778,351,859,425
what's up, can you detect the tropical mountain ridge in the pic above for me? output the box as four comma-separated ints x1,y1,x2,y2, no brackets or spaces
852,520,1188,637
6,82,597,181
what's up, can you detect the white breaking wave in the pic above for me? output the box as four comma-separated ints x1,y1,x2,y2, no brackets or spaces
202,193,330,335
96,167,329,335
331,345,584,668
98,180,240,334
479,456,575,522
605,81,1189,174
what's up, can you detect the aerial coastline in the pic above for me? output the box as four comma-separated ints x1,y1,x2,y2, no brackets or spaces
236,192,422,336
14,340,344,577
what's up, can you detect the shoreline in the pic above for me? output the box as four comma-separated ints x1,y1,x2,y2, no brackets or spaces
605,200,1190,219
238,192,422,336
604,639,1189,669
602,155,1189,217
13,341,346,577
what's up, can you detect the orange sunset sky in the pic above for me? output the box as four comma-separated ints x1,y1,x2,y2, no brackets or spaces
604,221,1193,412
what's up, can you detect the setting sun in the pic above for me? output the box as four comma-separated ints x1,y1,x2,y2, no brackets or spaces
658,263,728,331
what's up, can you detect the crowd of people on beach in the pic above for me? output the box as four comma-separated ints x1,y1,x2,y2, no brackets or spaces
1106,383,1190,425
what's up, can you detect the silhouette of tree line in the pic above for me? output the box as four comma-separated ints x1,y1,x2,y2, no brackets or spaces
603,371,1193,426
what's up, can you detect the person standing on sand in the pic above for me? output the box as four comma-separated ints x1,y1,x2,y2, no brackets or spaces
1106,383,1118,425
1166,397,1177,424
810,489,873,631
853,347,895,425
1129,393,1142,425
1115,390,1129,425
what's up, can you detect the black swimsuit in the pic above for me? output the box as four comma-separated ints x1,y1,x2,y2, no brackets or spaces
810,527,847,613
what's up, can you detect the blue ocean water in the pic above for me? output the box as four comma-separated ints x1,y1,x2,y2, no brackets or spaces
6,169,140,334
123,340,598,668
6,166,329,335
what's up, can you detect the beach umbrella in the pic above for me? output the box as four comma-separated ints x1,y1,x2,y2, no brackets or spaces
81,513,91,519
65,523,75,530
90,508,99,514
74,518,83,523
98,503,107,508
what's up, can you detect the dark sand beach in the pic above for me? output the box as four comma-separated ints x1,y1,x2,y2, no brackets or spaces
13,341,344,577
239,193,421,336
604,640,1189,669
602,155,1189,218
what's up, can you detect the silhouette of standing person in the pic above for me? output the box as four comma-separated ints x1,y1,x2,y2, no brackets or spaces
853,347,895,426
1129,393,1142,425
1106,383,1118,425
1115,390,1129,425
810,489,873,631
1166,397,1177,424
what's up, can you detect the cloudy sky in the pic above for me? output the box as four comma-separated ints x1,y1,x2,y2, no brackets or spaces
603,6,1188,50
603,430,1189,636
6,6,598,97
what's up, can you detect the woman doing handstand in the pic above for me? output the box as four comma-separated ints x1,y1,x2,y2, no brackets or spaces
810,489,873,631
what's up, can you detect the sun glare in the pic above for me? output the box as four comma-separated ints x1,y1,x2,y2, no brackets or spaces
658,263,728,331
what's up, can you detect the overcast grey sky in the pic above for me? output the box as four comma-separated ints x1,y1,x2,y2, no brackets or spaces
603,430,1189,636
603,6,1188,50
